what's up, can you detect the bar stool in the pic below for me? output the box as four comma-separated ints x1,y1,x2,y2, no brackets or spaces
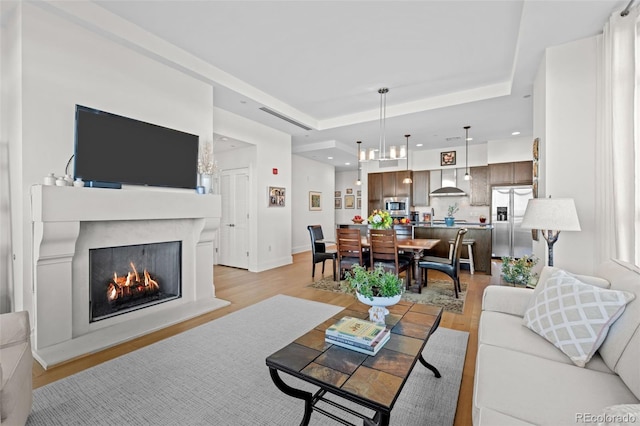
448,238,475,274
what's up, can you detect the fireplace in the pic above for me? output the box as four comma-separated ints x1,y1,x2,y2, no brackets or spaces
90,241,182,322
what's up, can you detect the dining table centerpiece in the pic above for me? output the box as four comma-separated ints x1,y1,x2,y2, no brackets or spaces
343,264,404,323
367,209,393,229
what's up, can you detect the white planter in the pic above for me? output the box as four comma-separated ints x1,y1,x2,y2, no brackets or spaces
356,293,402,323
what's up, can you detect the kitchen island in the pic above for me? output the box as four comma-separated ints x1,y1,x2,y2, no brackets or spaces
413,223,493,274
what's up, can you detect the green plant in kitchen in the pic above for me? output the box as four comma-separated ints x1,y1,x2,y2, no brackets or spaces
501,254,539,286
447,203,459,217
342,264,404,300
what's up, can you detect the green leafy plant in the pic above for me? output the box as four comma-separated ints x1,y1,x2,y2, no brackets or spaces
342,264,404,300
447,203,459,217
367,209,393,229
501,255,539,286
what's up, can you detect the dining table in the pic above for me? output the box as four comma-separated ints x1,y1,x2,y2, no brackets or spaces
361,236,441,292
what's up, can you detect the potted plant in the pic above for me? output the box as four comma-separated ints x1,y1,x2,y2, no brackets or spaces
501,254,539,286
445,203,459,227
343,264,404,323
367,210,393,229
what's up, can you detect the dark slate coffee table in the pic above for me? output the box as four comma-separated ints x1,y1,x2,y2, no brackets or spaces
265,301,443,426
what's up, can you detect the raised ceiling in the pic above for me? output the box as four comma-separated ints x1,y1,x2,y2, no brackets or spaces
93,0,625,171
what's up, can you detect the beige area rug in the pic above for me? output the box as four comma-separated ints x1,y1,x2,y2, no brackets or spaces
309,277,467,314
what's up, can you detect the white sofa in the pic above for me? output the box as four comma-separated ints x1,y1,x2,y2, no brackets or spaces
473,259,640,425
0,311,33,426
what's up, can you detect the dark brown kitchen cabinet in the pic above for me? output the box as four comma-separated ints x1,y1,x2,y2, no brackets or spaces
411,171,430,206
470,166,490,206
395,171,413,197
489,161,533,185
382,172,396,197
368,173,383,212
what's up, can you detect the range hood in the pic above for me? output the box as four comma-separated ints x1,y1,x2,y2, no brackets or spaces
429,169,466,197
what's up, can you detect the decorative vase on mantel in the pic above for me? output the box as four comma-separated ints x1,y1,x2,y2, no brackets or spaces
200,174,212,194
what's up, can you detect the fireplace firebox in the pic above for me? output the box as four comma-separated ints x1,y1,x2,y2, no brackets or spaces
90,241,182,322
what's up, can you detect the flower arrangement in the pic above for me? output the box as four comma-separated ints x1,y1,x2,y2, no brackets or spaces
342,264,404,300
367,209,393,229
501,254,539,286
197,141,218,175
447,203,459,217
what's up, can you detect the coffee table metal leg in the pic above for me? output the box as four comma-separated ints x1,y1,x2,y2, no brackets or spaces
418,354,442,378
269,367,313,425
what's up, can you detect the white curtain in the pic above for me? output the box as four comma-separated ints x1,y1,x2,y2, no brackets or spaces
596,5,640,265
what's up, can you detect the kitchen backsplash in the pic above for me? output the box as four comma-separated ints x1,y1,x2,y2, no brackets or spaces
414,197,490,223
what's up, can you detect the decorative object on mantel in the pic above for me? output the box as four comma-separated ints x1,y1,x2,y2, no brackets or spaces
520,197,581,266
445,203,459,226
43,173,56,186
73,178,84,188
463,126,472,181
501,254,538,286
343,264,404,323
368,209,392,229
198,141,218,194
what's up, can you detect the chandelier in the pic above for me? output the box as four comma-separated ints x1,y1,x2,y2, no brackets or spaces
361,88,407,162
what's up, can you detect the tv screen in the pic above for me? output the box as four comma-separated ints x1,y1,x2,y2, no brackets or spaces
74,105,199,189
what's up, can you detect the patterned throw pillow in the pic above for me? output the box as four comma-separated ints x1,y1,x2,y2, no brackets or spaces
523,270,635,367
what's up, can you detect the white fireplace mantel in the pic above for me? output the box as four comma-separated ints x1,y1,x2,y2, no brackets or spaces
30,185,229,368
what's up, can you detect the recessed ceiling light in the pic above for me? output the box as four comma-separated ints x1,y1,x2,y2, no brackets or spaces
220,137,228,141
240,100,247,104
416,143,423,147
466,137,473,141
328,156,333,160
512,131,521,136
345,162,351,165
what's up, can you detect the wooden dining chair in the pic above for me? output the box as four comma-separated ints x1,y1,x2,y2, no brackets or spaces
393,224,414,264
368,228,412,289
336,228,370,279
307,225,337,281
418,228,468,298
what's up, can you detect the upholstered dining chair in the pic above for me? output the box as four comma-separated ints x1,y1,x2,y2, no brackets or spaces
418,228,468,298
336,228,370,279
368,228,412,289
307,225,337,281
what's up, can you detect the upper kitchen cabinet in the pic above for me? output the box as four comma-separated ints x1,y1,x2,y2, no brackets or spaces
395,171,413,198
379,171,412,198
412,171,430,206
470,166,490,206
368,172,383,212
382,172,396,197
489,161,533,186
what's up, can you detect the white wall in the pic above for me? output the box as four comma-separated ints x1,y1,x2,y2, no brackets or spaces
533,36,599,273
292,155,335,254
487,136,532,163
213,107,293,271
334,170,361,224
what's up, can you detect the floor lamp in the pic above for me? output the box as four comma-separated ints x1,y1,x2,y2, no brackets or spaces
520,198,581,266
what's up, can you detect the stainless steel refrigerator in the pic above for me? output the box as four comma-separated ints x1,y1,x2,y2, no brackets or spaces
491,185,533,258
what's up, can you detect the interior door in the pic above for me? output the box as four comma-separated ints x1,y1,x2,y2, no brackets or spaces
219,168,249,269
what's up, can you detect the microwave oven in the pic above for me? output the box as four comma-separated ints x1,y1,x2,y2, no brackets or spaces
384,197,410,217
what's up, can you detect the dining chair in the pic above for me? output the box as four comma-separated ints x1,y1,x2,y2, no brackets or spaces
368,228,412,289
393,224,414,264
307,225,337,281
336,228,370,279
418,228,468,298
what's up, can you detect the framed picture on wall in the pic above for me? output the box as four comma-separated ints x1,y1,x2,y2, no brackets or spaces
356,198,362,209
335,198,342,209
345,195,355,209
335,191,341,197
309,191,321,211
346,188,353,194
268,186,285,207
441,151,456,166
357,190,361,197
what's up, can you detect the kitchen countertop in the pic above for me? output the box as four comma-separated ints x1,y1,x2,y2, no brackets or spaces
339,222,493,230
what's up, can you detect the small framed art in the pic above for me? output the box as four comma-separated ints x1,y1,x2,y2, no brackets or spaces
441,151,456,166
309,191,321,211
344,195,355,209
335,198,342,209
268,186,285,207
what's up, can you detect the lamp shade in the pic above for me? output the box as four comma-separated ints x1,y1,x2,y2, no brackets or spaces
520,198,581,231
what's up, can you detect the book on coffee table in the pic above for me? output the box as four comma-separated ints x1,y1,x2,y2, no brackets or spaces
325,330,391,356
325,316,386,345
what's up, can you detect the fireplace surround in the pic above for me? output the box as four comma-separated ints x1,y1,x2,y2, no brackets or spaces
31,185,230,368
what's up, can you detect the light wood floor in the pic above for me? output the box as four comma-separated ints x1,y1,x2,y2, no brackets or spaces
32,251,492,426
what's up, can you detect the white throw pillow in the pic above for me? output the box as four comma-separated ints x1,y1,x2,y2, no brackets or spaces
523,270,635,367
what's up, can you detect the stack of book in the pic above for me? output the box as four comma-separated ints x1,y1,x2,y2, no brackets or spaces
325,316,391,356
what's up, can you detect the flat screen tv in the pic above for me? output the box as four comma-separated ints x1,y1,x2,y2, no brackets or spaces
74,105,199,189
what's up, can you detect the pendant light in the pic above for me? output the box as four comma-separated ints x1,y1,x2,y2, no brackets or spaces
355,141,362,186
464,125,472,181
366,88,406,162
402,134,413,184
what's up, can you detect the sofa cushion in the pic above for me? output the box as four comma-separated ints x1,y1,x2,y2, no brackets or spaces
523,270,634,367
474,344,639,426
479,311,613,373
596,260,640,400
535,266,611,291
476,407,535,426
